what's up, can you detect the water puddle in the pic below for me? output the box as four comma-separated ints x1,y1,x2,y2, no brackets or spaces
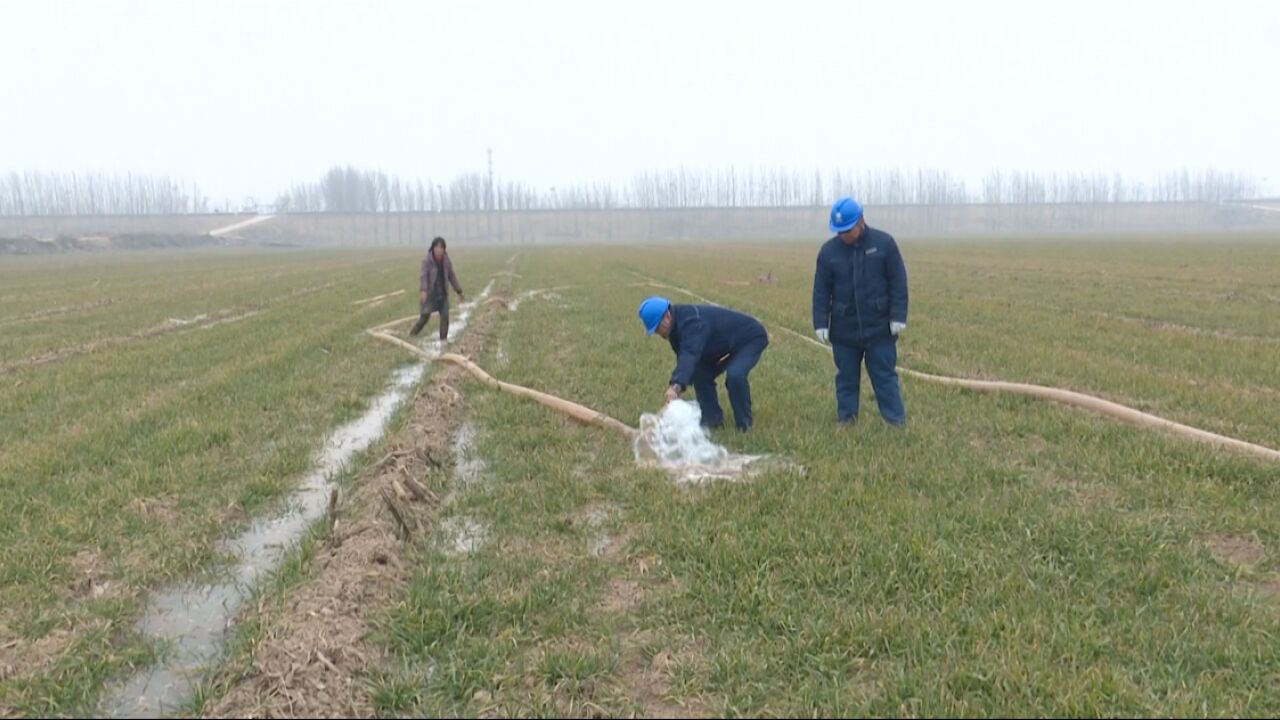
99,283,495,717
100,366,421,717
166,314,209,326
199,309,262,330
439,516,490,556
451,422,491,491
507,286,572,311
584,506,613,558
416,280,494,358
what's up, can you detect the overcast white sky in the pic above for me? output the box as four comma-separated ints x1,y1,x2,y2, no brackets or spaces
3,0,1277,203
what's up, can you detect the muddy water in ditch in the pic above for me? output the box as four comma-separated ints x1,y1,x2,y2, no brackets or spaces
101,285,493,718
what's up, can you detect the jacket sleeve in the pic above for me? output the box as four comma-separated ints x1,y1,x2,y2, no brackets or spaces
446,257,464,294
885,237,908,323
669,311,709,391
419,257,430,292
812,249,832,330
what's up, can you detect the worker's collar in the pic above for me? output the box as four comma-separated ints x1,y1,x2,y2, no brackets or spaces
840,226,867,247
668,305,691,340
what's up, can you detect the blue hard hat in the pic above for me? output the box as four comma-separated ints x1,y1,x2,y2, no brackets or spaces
829,196,864,233
638,296,670,335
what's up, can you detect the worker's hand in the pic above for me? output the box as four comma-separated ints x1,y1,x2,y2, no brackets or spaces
665,384,681,403
890,321,907,337
458,291,465,303
419,290,427,305
815,328,830,344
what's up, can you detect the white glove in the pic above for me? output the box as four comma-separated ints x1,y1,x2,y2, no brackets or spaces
890,321,907,337
815,328,830,344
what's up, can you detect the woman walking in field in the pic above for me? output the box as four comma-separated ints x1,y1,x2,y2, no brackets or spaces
410,236,465,343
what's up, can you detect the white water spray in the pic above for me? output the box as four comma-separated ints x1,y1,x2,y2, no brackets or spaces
633,400,767,485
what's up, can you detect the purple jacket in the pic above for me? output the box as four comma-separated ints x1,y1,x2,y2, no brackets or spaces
420,253,463,297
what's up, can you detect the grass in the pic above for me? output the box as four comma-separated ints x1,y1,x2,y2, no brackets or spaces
373,234,1280,717
0,246,508,716
4,235,1280,716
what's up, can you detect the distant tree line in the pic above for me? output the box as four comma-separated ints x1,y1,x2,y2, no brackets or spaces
978,168,1259,204
275,165,1262,213
0,171,208,216
1,165,1261,217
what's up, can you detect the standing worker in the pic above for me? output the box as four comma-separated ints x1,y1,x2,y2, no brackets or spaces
812,197,909,426
410,236,465,342
638,296,769,432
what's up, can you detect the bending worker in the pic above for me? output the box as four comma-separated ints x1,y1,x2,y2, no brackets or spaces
638,296,769,432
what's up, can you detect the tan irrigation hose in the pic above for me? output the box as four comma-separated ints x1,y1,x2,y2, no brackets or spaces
774,325,1280,463
440,353,638,437
366,330,637,438
371,314,420,332
352,289,405,305
366,330,432,358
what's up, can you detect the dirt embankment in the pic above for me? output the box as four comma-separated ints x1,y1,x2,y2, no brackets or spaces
0,234,234,255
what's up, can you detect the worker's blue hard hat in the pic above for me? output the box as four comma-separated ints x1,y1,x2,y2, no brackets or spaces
830,196,864,233
638,296,671,335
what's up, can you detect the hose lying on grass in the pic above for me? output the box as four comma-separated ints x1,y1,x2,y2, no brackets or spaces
352,289,405,306
773,326,1280,464
370,314,421,333
366,330,637,438
440,352,637,437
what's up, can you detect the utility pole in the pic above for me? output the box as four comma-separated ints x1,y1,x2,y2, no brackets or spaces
487,148,494,243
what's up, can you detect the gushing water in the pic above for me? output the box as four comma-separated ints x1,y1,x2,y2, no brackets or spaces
507,286,571,311
633,400,767,485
